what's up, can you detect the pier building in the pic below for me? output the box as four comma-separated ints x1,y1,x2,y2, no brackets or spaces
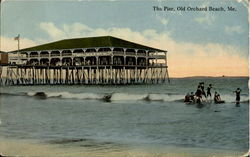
1,36,169,85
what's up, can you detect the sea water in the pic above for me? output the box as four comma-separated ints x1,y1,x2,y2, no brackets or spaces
0,77,248,156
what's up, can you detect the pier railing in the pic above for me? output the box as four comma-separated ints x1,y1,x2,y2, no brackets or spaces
21,51,166,59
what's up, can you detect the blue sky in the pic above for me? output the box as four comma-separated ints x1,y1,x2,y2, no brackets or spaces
2,1,248,53
0,0,249,77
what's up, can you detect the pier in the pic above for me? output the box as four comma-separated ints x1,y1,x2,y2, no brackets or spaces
0,36,169,85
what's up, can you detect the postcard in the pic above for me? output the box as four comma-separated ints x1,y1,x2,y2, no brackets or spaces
0,0,249,157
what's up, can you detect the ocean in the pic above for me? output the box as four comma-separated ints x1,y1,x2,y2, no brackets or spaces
0,77,249,157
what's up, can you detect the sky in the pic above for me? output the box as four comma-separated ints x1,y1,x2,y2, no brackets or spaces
0,0,249,77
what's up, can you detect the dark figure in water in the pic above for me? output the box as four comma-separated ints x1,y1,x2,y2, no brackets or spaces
214,92,221,104
195,85,202,98
195,85,203,104
184,93,191,103
103,94,112,102
234,88,241,106
214,92,225,104
207,84,212,98
196,96,202,104
190,92,195,102
34,92,47,99
200,82,206,98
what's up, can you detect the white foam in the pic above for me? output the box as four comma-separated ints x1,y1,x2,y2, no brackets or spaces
148,94,183,102
27,92,36,96
111,93,148,101
46,92,69,98
27,91,249,103
59,92,104,100
219,94,249,103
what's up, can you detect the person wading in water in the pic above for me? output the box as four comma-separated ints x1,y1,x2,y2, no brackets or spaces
234,88,241,106
207,84,212,99
199,82,206,98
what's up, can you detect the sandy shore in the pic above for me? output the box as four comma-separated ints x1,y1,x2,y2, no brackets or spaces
0,138,246,157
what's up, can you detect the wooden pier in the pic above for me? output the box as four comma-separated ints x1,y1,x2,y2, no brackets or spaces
1,36,170,86
0,65,169,85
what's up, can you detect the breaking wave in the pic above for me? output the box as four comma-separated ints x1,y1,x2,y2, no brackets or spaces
27,91,105,100
24,91,249,103
111,93,148,101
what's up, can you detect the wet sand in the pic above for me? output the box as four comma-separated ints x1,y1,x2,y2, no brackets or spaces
0,138,246,157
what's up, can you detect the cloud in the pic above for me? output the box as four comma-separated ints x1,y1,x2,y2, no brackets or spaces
39,22,248,77
193,13,216,25
40,22,67,40
225,25,244,35
0,36,37,52
2,22,246,77
192,1,217,26
156,16,169,26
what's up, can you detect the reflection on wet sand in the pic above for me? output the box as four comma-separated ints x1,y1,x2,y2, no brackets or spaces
0,138,245,157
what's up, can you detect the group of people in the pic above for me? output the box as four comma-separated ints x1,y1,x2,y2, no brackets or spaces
184,82,214,104
184,82,242,105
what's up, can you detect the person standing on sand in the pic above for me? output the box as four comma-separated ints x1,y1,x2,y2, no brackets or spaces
234,88,241,106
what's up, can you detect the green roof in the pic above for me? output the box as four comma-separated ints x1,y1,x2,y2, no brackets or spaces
16,36,165,52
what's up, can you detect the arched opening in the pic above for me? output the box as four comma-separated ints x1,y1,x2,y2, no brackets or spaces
40,51,49,57
113,48,124,52
137,50,146,56
113,56,124,65
148,50,155,56
73,57,84,66
62,50,72,56
126,49,136,55
62,58,72,66
137,57,146,66
113,48,124,55
99,56,110,65
126,57,136,65
73,49,84,53
85,57,96,65
40,58,49,66
20,52,28,61
30,51,38,57
85,49,96,53
148,58,156,66
98,47,111,52
29,59,39,65
51,51,60,57
20,52,28,56
50,58,61,66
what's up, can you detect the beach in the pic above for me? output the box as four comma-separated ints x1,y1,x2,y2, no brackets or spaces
0,138,245,157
